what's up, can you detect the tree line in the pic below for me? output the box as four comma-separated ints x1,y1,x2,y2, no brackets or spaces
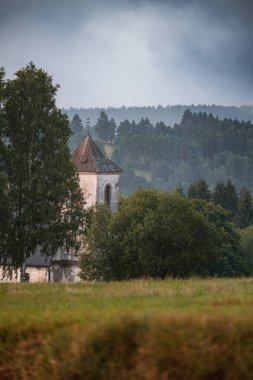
179,179,253,229
64,104,253,127
69,110,253,196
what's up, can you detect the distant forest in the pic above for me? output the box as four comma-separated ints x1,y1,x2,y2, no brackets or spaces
69,109,253,195
64,105,253,127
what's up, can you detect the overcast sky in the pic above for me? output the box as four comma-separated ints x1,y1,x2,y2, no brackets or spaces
0,0,252,108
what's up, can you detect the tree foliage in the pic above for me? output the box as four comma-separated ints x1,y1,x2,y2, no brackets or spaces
80,188,245,281
70,109,253,196
94,111,116,142
69,113,85,152
187,179,211,201
239,226,253,275
0,63,86,269
237,186,253,228
213,179,238,217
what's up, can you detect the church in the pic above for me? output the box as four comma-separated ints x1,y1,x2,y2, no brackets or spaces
0,135,123,283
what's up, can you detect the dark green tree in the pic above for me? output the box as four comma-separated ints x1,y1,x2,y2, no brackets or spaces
226,179,238,216
187,179,211,201
237,186,253,228
80,188,241,280
192,200,241,276
69,113,85,152
239,226,253,275
133,118,153,136
213,179,238,217
0,63,86,273
116,119,132,139
240,225,253,276
70,113,84,135
94,111,116,142
213,180,227,206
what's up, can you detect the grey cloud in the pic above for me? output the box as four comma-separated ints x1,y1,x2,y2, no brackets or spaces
0,0,252,107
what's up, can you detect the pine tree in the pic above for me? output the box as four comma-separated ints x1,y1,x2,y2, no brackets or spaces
237,186,253,228
225,179,238,216
213,179,238,217
70,113,84,135
213,180,227,207
94,111,116,142
69,113,85,152
0,63,86,271
187,179,211,201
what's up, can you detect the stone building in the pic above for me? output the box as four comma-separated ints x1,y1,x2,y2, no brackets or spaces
72,134,123,213
0,249,53,283
0,135,122,283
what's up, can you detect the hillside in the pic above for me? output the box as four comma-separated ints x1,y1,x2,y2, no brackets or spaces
69,109,253,195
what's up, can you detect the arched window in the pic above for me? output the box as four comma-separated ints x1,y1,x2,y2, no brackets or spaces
104,184,111,206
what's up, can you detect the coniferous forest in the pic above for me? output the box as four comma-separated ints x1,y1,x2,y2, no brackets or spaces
69,109,253,196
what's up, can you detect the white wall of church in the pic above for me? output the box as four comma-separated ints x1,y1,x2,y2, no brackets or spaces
97,174,120,213
26,267,49,283
50,265,81,283
0,267,21,282
0,266,48,282
79,173,97,208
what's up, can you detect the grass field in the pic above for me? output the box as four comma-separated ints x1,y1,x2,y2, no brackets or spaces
1,278,253,379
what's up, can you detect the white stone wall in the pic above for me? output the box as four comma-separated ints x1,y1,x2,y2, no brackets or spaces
0,267,21,282
97,174,120,213
26,267,49,283
79,173,98,208
78,172,120,213
0,266,48,282
50,265,81,283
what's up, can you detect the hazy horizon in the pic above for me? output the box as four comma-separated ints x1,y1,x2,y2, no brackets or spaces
1,0,252,108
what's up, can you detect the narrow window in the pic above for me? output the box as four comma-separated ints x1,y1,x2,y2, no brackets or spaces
104,184,111,206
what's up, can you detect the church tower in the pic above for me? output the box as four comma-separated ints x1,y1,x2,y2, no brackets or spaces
72,134,123,213
49,135,123,282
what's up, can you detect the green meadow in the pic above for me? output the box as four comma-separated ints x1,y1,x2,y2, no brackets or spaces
1,278,253,380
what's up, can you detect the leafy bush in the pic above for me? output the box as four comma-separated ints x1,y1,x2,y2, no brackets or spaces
80,188,244,280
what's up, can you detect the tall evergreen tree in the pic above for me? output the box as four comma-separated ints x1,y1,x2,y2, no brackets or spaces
69,113,85,152
213,179,238,217
213,180,227,208
94,111,116,142
226,179,238,216
0,63,86,272
70,113,84,135
187,179,211,201
237,186,253,228
116,120,132,139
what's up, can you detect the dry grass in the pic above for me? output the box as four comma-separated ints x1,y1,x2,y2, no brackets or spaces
1,278,253,379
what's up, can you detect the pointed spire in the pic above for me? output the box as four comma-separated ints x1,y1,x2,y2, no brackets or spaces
72,135,123,174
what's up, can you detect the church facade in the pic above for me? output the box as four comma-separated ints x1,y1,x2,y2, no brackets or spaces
0,135,123,283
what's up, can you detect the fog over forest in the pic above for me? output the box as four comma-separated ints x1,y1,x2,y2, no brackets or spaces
1,0,253,108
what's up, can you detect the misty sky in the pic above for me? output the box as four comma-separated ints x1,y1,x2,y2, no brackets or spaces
1,0,252,107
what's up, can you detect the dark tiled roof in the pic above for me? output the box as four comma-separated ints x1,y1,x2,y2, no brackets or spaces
1,247,53,267
26,249,53,267
72,135,123,174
